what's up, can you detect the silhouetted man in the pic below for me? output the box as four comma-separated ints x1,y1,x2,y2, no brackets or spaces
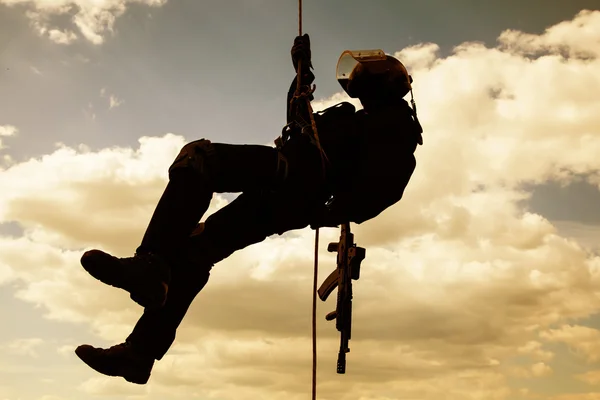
75,35,423,384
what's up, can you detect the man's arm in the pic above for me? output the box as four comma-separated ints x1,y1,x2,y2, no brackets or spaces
287,34,315,124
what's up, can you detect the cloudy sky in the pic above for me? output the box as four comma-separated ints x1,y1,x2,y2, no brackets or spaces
2,1,600,399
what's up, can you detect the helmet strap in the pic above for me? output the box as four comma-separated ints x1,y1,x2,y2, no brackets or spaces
410,89,424,144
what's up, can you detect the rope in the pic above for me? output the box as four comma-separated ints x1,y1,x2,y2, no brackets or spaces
298,0,303,36
296,2,320,400
312,226,319,400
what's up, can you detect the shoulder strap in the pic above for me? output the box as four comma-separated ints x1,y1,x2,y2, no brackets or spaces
316,101,356,116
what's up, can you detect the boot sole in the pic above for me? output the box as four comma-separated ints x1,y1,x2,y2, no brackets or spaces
81,250,168,309
75,346,151,385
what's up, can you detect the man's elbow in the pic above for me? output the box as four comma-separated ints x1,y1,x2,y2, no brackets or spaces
351,191,407,225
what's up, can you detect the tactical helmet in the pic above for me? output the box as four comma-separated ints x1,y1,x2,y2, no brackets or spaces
336,50,413,99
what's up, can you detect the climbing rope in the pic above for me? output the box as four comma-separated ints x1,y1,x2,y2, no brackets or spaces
294,2,323,400
312,226,319,400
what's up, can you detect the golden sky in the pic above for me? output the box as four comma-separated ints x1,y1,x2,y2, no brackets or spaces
1,1,600,400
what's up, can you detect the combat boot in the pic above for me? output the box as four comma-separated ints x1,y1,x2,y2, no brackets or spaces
80,166,213,306
75,342,154,384
80,250,171,309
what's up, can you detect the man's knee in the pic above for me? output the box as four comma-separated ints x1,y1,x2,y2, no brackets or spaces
169,139,218,185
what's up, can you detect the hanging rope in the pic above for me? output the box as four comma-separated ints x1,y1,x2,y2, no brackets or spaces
298,0,303,37
295,2,321,400
312,226,319,400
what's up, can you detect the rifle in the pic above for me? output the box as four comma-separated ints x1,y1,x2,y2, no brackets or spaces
317,222,366,373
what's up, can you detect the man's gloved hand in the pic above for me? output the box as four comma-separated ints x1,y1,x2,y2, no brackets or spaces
291,33,313,72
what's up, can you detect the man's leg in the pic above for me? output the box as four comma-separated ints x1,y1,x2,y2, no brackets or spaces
122,136,329,363
127,191,307,360
75,137,328,384
78,139,289,309
75,189,317,384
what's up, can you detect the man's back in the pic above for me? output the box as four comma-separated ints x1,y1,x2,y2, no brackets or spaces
311,99,421,225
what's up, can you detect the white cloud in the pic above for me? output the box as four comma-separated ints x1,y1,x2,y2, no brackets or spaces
109,94,123,109
79,376,149,396
0,125,17,137
1,0,169,45
531,362,552,377
0,134,229,339
517,341,555,362
497,9,600,60
540,325,600,363
4,338,44,357
1,155,14,166
38,396,67,400
100,88,124,109
47,28,77,45
0,125,17,150
1,8,600,400
505,362,553,379
56,344,75,357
